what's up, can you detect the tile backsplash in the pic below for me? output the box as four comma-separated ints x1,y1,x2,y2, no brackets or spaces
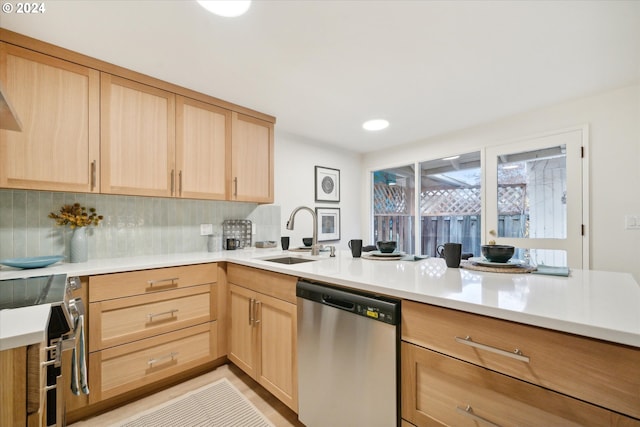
0,189,281,261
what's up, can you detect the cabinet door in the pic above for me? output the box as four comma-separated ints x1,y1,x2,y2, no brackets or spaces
101,73,175,197
176,96,229,200
0,43,100,192
230,112,274,203
256,292,297,412
228,284,257,378
0,346,27,426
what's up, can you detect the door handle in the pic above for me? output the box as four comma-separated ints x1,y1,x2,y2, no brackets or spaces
253,300,261,324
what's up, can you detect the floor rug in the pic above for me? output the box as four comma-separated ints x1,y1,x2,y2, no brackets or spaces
114,378,275,427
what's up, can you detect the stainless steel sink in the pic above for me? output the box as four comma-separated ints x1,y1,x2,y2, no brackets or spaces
262,256,316,265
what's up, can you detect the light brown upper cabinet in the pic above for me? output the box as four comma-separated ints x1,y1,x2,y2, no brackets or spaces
176,96,229,200
230,112,274,203
101,73,176,197
101,78,231,200
0,30,276,202
0,43,100,192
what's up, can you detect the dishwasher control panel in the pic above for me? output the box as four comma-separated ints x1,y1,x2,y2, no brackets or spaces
297,279,400,326
356,303,396,325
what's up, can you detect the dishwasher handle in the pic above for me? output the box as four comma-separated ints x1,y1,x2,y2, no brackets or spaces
321,294,356,312
297,279,400,325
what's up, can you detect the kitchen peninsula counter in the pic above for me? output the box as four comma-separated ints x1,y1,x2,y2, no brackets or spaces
1,249,638,350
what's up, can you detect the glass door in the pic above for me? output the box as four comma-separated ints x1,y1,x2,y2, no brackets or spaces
485,128,586,268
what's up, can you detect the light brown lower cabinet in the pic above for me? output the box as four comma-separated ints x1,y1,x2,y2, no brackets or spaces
227,264,298,412
401,299,640,427
89,322,217,402
402,342,640,426
1,346,28,426
86,264,220,406
0,343,49,427
402,301,640,420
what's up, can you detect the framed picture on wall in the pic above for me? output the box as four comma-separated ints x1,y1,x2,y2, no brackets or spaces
315,166,340,202
316,207,340,242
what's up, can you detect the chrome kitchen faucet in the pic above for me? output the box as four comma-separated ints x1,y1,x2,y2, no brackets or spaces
286,206,319,255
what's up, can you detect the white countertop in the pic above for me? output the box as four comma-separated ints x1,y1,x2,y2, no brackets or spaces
1,249,639,350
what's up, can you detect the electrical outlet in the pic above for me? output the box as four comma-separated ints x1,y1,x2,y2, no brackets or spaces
200,223,213,235
252,223,257,234
625,215,640,230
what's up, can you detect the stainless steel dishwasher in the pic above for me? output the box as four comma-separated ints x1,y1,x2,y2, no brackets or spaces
297,280,400,427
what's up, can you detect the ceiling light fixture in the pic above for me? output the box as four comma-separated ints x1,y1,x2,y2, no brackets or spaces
441,155,460,161
197,0,251,17
362,119,389,131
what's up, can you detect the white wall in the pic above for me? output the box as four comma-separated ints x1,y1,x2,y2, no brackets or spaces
362,84,640,282
274,131,362,250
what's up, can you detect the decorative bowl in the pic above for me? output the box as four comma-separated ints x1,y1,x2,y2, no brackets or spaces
481,245,515,263
376,241,397,253
302,237,313,247
0,255,64,269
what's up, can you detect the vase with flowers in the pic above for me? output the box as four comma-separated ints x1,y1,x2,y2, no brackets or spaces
49,203,103,263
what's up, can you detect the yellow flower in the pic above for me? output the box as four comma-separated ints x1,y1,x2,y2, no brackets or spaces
49,203,103,228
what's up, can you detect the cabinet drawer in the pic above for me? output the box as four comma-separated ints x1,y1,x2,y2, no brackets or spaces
402,342,639,427
90,284,212,351
228,264,296,304
402,301,640,419
89,322,216,402
90,264,217,301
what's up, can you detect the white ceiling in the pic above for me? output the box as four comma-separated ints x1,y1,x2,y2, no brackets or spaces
2,1,639,153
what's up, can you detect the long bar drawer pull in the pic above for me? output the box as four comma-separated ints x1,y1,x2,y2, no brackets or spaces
147,309,179,321
454,335,530,363
146,277,179,287
147,351,178,367
456,405,502,427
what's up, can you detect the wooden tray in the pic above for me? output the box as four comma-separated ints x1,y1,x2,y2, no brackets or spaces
460,260,536,274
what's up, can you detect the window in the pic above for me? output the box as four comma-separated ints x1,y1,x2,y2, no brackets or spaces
371,127,586,267
419,152,481,258
372,166,415,253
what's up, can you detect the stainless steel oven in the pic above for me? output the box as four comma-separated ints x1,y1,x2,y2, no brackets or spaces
1,274,87,426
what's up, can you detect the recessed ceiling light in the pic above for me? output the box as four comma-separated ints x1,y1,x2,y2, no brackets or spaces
362,119,389,131
197,0,251,17
442,155,460,161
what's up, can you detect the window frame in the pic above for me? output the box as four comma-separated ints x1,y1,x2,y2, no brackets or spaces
368,125,589,267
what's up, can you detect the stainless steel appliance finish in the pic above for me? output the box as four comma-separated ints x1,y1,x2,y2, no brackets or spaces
1,274,86,426
297,280,400,427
